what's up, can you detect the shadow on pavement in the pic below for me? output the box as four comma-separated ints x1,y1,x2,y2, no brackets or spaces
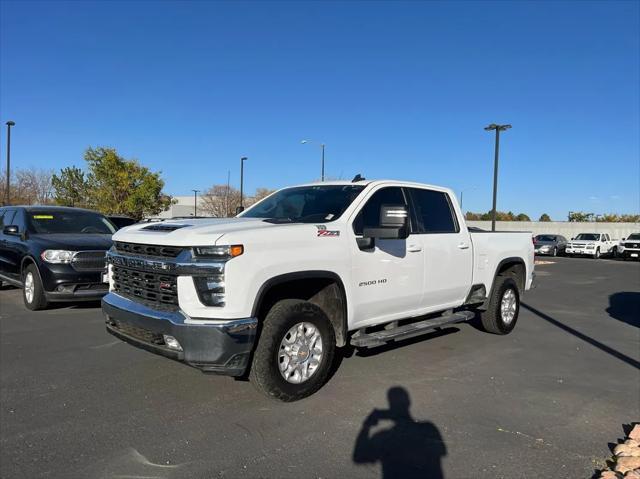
353,387,446,478
522,303,640,370
606,292,640,328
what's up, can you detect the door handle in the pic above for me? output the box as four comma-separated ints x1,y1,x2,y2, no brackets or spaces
407,244,422,252
457,243,470,249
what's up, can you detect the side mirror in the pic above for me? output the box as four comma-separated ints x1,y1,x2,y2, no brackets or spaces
235,206,245,215
363,204,409,240
622,237,626,241
571,237,574,240
3,225,19,236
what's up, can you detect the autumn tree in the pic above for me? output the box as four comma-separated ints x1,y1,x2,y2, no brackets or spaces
200,184,241,217
1,168,54,205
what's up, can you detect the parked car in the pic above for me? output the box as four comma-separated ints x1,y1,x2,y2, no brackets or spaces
107,215,138,230
619,233,640,260
0,205,115,310
102,179,535,401
533,234,567,256
565,233,617,259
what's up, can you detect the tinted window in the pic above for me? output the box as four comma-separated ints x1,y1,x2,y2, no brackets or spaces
242,185,364,223
353,187,406,235
27,210,116,234
409,188,458,234
13,209,27,231
3,209,16,228
0,210,4,228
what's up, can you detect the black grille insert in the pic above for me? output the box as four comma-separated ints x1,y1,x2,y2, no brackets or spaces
71,251,107,272
113,241,183,258
109,318,165,346
112,265,178,309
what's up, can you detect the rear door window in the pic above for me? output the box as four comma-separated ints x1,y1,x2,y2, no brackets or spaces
408,188,459,234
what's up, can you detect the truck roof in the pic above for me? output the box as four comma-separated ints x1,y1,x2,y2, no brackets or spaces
291,179,452,192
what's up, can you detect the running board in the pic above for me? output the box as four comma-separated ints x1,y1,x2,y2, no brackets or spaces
350,311,475,348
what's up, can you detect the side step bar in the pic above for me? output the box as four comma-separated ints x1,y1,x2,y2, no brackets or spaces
350,310,475,348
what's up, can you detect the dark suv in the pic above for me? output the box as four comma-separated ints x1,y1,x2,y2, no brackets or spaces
0,206,115,310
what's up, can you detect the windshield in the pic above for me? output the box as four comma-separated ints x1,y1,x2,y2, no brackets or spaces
535,235,556,242
575,233,599,241
241,185,366,223
627,233,640,240
28,210,116,234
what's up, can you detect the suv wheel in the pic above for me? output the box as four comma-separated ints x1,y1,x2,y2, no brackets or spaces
249,299,335,402
480,276,520,335
23,264,48,311
593,248,600,259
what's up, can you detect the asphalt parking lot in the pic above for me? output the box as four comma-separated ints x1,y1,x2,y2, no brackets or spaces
1,257,638,479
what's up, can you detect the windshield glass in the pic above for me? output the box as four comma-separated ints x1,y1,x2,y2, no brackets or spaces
28,210,116,234
241,185,365,222
575,233,599,241
627,233,640,240
535,235,556,242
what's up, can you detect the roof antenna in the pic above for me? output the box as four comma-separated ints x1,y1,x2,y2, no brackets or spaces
351,174,365,183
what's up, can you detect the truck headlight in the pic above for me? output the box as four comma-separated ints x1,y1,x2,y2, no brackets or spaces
192,245,243,260
193,275,226,306
586,243,595,249
41,250,77,264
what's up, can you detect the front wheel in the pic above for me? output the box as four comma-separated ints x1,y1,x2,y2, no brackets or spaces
23,264,48,311
593,248,600,259
552,247,557,257
249,299,336,402
481,277,520,335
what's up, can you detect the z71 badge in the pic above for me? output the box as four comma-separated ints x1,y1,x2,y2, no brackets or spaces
316,225,340,237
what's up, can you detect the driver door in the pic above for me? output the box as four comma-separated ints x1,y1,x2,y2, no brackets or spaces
349,186,424,328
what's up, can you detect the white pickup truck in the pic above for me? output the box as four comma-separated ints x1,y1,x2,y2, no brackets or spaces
102,179,535,401
565,233,617,259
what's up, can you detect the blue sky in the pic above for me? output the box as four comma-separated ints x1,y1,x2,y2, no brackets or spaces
1,0,638,220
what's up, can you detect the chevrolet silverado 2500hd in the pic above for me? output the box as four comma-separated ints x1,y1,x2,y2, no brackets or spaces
102,179,535,401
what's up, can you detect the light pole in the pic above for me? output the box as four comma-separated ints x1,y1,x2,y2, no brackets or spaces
484,123,511,231
192,189,200,217
239,157,247,210
301,140,325,181
5,121,15,206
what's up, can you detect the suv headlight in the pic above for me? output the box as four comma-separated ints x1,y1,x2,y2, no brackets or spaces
41,250,76,264
586,243,595,248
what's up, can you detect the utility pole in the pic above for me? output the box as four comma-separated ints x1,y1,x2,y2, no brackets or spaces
5,121,15,205
192,189,200,217
484,123,512,231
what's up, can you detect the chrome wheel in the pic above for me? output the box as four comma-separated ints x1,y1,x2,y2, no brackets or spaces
24,272,35,304
278,322,324,384
500,288,517,324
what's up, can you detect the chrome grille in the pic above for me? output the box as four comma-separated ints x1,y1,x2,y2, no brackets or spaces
71,251,107,271
112,265,178,309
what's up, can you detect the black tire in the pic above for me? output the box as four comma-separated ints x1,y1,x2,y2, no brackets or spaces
593,248,600,259
480,277,519,335
23,264,48,311
249,299,336,402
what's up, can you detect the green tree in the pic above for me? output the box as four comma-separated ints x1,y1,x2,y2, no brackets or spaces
568,211,594,222
52,166,89,207
539,213,551,222
516,213,531,221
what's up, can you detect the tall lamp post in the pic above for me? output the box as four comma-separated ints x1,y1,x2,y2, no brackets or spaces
239,156,248,210
191,189,200,217
5,121,15,206
484,123,511,231
301,140,325,181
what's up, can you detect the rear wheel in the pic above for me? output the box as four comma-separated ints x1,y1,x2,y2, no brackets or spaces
481,277,519,335
249,299,336,402
23,264,48,311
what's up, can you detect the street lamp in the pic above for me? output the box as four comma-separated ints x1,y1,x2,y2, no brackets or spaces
191,189,200,217
239,156,248,211
5,120,15,206
301,139,325,182
484,123,511,231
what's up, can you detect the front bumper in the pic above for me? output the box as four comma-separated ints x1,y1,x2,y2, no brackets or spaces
40,263,108,301
622,249,640,259
102,292,257,376
565,248,595,255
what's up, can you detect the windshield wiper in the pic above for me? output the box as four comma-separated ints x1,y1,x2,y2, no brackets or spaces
263,217,296,224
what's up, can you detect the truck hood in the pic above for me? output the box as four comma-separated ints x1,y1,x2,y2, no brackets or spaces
112,218,314,246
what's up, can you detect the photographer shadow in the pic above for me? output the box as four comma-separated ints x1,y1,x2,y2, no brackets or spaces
353,387,446,478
